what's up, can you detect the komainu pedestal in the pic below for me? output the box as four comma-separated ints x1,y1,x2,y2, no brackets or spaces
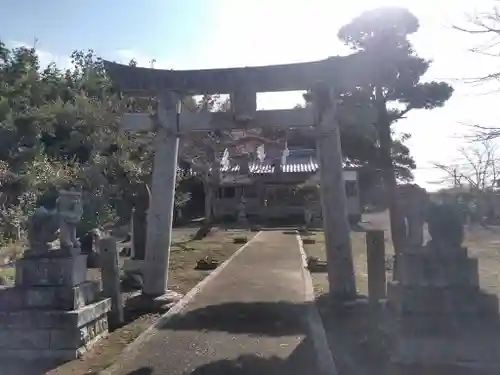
387,203,500,374
0,191,111,361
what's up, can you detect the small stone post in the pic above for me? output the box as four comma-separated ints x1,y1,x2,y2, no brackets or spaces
366,230,386,306
130,206,135,259
237,197,248,226
99,236,124,328
313,84,357,301
132,183,151,261
143,92,180,297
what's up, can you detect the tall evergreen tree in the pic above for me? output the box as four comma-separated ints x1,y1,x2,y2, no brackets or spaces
338,7,454,258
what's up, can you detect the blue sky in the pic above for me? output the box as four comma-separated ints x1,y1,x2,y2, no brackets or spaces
0,0,212,64
1,0,500,190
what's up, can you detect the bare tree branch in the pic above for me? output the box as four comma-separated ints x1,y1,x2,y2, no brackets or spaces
453,3,500,88
433,139,499,190
456,121,500,142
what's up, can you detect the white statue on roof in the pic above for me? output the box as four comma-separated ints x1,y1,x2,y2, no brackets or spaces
257,144,266,162
281,141,289,166
221,148,230,170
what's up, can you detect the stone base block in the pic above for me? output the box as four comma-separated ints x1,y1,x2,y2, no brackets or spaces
397,253,479,287
389,361,500,375
0,330,108,361
0,298,111,360
0,297,111,329
391,333,500,369
15,252,87,287
388,282,499,315
395,313,500,337
402,246,469,258
0,281,101,310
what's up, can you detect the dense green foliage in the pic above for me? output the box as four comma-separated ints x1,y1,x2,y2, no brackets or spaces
336,7,453,176
0,42,189,244
336,7,454,252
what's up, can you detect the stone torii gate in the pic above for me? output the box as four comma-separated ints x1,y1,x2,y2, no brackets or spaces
104,54,374,302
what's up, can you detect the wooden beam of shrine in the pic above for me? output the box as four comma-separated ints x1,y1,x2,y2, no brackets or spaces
120,108,315,133
104,53,376,95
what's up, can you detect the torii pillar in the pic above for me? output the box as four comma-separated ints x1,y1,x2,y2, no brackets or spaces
142,92,180,298
313,84,357,301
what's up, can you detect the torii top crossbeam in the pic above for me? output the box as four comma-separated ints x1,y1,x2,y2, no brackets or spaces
103,52,373,94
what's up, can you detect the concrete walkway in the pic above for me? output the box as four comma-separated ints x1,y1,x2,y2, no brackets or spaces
106,231,321,375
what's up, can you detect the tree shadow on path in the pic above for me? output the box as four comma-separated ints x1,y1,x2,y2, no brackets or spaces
123,337,318,375
124,369,153,375
0,359,63,375
158,301,310,336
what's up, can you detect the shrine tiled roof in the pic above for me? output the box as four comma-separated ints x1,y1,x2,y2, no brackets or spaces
221,161,319,174
221,148,319,174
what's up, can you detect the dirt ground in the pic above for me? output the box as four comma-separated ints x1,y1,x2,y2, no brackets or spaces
1,228,254,375
302,211,500,375
302,216,389,375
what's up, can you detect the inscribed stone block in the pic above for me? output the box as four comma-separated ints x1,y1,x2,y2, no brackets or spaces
15,254,87,287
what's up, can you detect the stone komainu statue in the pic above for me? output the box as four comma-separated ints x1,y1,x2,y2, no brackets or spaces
26,190,83,255
427,202,464,248
27,206,60,253
57,190,83,254
397,184,430,247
